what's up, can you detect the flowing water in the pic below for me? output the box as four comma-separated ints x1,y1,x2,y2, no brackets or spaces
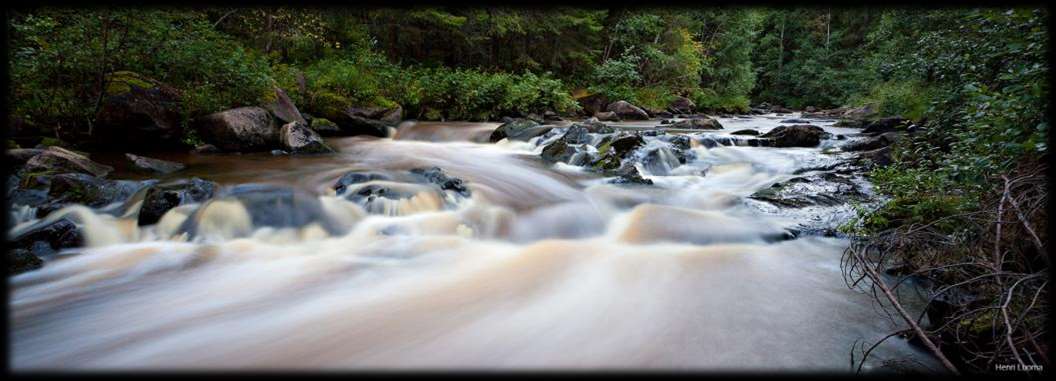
8,115,937,371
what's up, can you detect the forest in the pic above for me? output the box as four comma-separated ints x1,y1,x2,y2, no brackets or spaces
5,6,1049,374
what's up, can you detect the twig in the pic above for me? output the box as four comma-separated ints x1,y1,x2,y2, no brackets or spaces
852,248,961,374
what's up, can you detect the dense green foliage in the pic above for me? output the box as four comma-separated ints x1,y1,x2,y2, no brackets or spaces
849,8,1048,235
9,9,275,131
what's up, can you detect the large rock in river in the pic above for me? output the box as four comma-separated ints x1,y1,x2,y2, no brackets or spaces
37,173,151,217
137,178,218,226
606,100,650,120
759,125,828,147
489,119,551,142
9,217,84,274
670,117,723,130
279,122,334,154
195,107,280,152
24,146,113,177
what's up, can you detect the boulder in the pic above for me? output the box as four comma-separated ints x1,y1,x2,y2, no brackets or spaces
668,96,696,114
179,184,342,237
804,106,817,112
595,111,620,122
195,106,280,152
24,146,113,177
543,110,563,122
137,178,218,226
780,119,812,124
309,118,342,136
409,167,471,197
333,171,393,195
279,122,334,154
379,106,403,125
759,125,828,147
540,123,608,164
606,101,650,120
9,217,84,273
670,117,723,130
92,71,185,149
37,173,150,217
330,168,471,214
489,119,546,142
609,166,653,185
731,129,760,136
263,87,307,125
125,153,185,174
750,172,865,208
592,133,646,171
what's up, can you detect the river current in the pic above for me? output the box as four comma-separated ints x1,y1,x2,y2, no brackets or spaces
8,114,936,371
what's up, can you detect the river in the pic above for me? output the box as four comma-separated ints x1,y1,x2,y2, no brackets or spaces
8,114,938,371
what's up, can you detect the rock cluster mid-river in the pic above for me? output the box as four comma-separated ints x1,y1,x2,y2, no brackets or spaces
9,114,935,371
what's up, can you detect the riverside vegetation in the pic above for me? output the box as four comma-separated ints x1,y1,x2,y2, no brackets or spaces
5,6,1049,373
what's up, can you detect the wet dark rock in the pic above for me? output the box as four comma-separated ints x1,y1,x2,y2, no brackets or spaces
670,117,723,130
195,106,281,152
862,117,908,134
780,118,812,124
749,172,866,208
842,132,901,152
125,153,185,174
263,87,306,125
270,149,288,156
606,100,649,120
279,122,334,154
759,125,828,147
592,133,646,171
410,167,471,197
668,96,696,114
595,111,620,122
37,173,151,217
184,184,341,235
137,178,218,226
608,166,653,185
541,125,598,164
660,134,692,151
24,146,114,177
9,217,84,274
333,171,394,195
489,118,544,142
660,119,676,125
731,129,760,136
